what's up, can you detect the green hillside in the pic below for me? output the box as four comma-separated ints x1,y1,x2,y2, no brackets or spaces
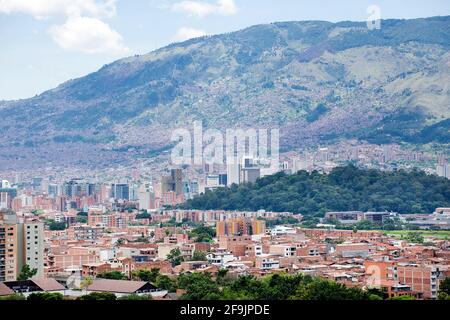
182,166,450,216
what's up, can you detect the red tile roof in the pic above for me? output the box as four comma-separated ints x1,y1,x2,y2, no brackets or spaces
32,278,66,291
87,279,148,294
0,282,14,296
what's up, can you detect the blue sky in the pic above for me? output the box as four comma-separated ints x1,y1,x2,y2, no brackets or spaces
1,0,449,100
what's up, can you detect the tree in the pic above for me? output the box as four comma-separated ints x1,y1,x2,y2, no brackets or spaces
382,218,403,230
440,277,450,295
97,271,127,280
48,220,67,231
136,212,151,220
182,165,450,217
438,277,450,300
76,216,88,224
27,292,64,300
116,238,126,246
118,294,152,300
77,292,117,300
216,268,229,286
134,234,149,243
354,220,376,230
133,269,160,283
17,264,37,281
167,248,184,267
294,278,369,300
189,225,216,243
191,250,207,261
76,212,88,224
149,272,380,301
155,275,176,292
404,232,424,244
178,273,220,300
80,277,93,293
0,293,26,300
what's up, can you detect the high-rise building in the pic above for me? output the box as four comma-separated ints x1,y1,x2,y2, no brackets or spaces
241,167,261,184
0,213,44,281
111,184,130,200
436,164,450,179
0,188,17,210
47,184,60,198
23,222,45,278
138,184,156,211
0,192,11,210
63,180,82,198
161,169,183,195
32,177,43,192
216,218,266,237
218,174,228,186
227,163,241,186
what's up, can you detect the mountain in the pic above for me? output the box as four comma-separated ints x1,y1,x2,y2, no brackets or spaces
182,165,450,217
1,16,449,170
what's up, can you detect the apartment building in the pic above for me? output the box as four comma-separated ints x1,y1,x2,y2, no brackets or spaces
255,256,280,270
269,244,297,257
216,218,265,236
395,264,447,299
0,213,44,281
23,222,45,278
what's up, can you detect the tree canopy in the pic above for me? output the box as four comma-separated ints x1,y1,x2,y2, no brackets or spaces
17,265,37,281
176,273,374,300
97,271,127,280
183,165,450,217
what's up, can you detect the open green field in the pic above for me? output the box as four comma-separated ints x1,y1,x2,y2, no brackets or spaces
382,230,450,239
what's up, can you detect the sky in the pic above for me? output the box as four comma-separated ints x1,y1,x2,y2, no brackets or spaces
0,0,449,101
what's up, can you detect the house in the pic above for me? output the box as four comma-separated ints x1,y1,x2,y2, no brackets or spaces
86,279,167,298
1,278,65,297
82,262,113,277
0,282,14,297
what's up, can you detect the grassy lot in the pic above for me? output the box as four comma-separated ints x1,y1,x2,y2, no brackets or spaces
382,230,450,239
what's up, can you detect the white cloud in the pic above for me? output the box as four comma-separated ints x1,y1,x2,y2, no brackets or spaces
172,0,238,18
0,0,116,19
172,27,206,42
0,0,128,55
49,16,128,54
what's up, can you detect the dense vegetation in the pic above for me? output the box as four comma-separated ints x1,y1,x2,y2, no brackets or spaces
17,265,37,281
127,268,382,300
188,225,216,242
48,220,67,231
97,271,128,280
439,277,450,300
4,272,447,300
175,272,381,300
183,166,450,217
